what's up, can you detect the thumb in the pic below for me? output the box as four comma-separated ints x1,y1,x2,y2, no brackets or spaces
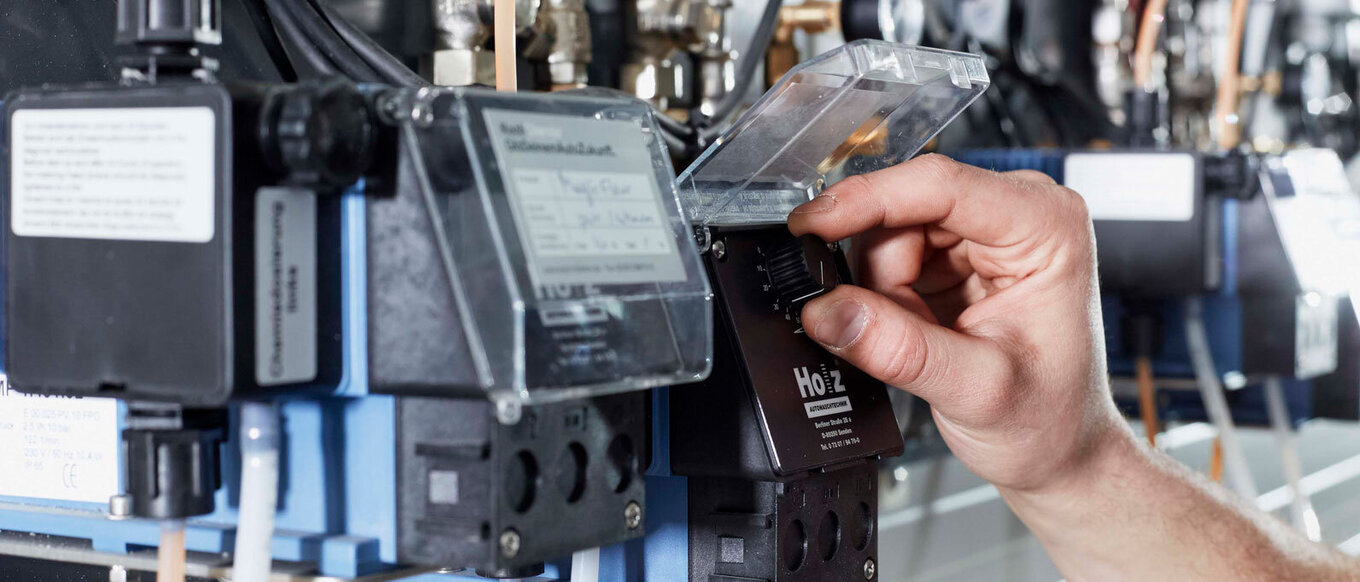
802,285,1011,416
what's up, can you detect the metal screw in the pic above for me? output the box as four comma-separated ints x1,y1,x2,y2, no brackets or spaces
499,528,522,559
863,557,877,580
108,494,132,520
624,501,643,530
711,240,726,260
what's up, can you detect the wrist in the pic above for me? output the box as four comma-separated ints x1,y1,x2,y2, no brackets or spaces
999,415,1148,505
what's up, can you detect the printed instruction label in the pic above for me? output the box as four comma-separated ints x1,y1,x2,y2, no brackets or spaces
0,375,120,503
255,187,318,386
1064,153,1197,222
10,107,217,242
483,109,687,287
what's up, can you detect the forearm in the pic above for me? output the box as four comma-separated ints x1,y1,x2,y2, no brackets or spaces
1000,425,1360,582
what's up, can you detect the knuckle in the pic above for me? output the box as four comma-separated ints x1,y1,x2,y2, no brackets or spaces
1059,186,1091,221
1010,169,1058,185
835,173,876,202
915,153,965,183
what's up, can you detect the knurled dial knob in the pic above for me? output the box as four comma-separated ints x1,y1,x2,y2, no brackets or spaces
766,235,839,306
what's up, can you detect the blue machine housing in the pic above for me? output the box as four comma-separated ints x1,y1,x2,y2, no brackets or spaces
0,163,692,580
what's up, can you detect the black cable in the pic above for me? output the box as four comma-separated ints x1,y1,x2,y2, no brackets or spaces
654,110,695,138
696,0,784,128
264,0,341,77
311,0,428,87
275,0,381,82
240,0,299,82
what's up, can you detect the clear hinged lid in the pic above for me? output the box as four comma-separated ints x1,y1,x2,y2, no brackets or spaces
676,40,990,226
1260,148,1360,297
395,88,712,417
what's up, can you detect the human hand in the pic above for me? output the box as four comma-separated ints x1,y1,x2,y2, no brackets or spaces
789,154,1131,493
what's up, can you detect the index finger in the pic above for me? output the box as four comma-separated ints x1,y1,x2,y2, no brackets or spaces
787,154,1069,247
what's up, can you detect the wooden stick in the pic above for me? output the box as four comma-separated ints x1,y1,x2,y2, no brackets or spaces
1215,0,1251,150
158,520,187,582
495,0,517,91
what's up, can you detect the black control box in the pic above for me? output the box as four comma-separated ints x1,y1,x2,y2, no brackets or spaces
395,392,649,577
671,225,902,582
3,80,373,406
671,226,904,480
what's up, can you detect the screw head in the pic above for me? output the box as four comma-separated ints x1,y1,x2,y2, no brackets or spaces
711,240,726,260
863,557,877,579
625,501,643,530
499,528,522,559
108,494,132,519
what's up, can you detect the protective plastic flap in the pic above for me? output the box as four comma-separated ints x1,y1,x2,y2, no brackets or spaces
1260,148,1360,296
676,40,989,226
396,87,713,410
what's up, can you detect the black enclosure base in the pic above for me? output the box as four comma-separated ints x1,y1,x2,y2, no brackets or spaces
395,392,649,573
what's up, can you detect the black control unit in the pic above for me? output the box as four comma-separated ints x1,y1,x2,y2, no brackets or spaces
672,226,903,479
3,78,374,406
672,225,903,582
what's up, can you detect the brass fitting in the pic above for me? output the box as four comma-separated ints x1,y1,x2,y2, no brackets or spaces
766,1,840,87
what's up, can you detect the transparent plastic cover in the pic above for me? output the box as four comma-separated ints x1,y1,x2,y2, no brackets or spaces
676,40,990,226
1260,148,1360,297
398,88,712,410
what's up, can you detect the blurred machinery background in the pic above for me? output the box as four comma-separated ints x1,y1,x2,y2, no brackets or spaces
1,1,1360,581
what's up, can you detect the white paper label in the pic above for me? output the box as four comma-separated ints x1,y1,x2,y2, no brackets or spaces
1296,294,1339,379
509,168,679,259
0,375,120,503
804,396,853,419
483,109,687,287
10,107,217,242
255,187,318,386
1064,153,1197,222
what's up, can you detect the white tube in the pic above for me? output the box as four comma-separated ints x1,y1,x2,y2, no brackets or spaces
232,402,281,582
1184,297,1259,499
571,547,602,582
1263,376,1322,541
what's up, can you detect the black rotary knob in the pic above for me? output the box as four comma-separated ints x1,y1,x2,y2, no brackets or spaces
766,235,840,306
261,79,376,191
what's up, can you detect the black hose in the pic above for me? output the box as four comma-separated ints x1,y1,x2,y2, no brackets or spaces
263,0,340,77
311,0,429,87
697,0,783,128
275,0,381,82
653,110,695,138
239,0,299,82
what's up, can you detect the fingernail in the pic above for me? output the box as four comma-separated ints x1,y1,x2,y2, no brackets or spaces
810,300,870,349
791,194,836,214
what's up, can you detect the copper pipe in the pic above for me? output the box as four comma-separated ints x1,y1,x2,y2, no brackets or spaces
1133,0,1169,88
1135,356,1160,447
1209,437,1225,482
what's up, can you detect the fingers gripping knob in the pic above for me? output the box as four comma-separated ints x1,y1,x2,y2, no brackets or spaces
766,235,840,307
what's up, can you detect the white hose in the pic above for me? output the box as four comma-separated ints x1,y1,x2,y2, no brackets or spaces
1184,297,1259,499
232,402,281,582
1263,376,1322,541
570,547,601,582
